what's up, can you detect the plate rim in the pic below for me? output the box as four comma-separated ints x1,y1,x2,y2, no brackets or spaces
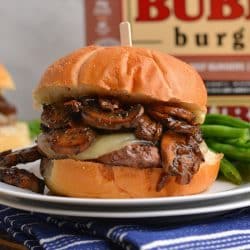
1,195,250,218
0,181,249,206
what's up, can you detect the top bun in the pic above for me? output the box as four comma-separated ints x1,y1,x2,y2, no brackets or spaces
0,65,15,90
33,46,207,112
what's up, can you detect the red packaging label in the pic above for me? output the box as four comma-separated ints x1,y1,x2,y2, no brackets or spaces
84,0,250,120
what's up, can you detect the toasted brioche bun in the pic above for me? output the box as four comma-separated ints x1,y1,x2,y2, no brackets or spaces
42,149,222,198
36,46,216,198
0,65,15,90
33,46,207,115
0,122,31,152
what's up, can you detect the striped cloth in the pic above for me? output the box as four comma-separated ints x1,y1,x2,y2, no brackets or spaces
1,205,250,250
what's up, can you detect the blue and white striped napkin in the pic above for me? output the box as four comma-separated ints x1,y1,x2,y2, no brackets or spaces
1,204,250,250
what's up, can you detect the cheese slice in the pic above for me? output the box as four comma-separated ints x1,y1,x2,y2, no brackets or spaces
74,133,136,160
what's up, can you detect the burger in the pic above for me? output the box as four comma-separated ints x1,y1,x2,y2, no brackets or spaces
0,46,222,197
0,64,30,151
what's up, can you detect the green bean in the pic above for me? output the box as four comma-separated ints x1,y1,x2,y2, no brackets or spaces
28,120,41,139
219,158,242,185
235,162,250,182
201,125,250,141
204,114,250,128
206,140,250,162
224,138,250,148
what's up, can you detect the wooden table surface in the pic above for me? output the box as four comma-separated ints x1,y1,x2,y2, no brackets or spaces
0,234,27,250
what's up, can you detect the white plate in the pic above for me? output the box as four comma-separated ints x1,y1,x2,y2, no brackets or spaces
1,191,250,219
0,161,249,218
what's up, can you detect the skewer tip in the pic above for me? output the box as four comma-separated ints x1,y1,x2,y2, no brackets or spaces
120,21,132,47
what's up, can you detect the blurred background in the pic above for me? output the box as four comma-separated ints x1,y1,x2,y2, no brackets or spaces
1,0,249,121
1,0,85,119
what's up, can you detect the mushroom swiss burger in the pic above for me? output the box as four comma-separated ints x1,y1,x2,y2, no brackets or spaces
0,46,222,197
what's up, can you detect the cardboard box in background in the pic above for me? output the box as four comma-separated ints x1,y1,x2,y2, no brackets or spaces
84,0,250,121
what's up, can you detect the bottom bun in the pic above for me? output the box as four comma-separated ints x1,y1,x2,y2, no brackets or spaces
0,122,31,152
42,149,223,198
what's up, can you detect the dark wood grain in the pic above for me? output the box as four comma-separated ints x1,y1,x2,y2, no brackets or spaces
0,233,27,250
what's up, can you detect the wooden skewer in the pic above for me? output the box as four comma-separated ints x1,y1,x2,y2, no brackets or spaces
119,22,132,46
